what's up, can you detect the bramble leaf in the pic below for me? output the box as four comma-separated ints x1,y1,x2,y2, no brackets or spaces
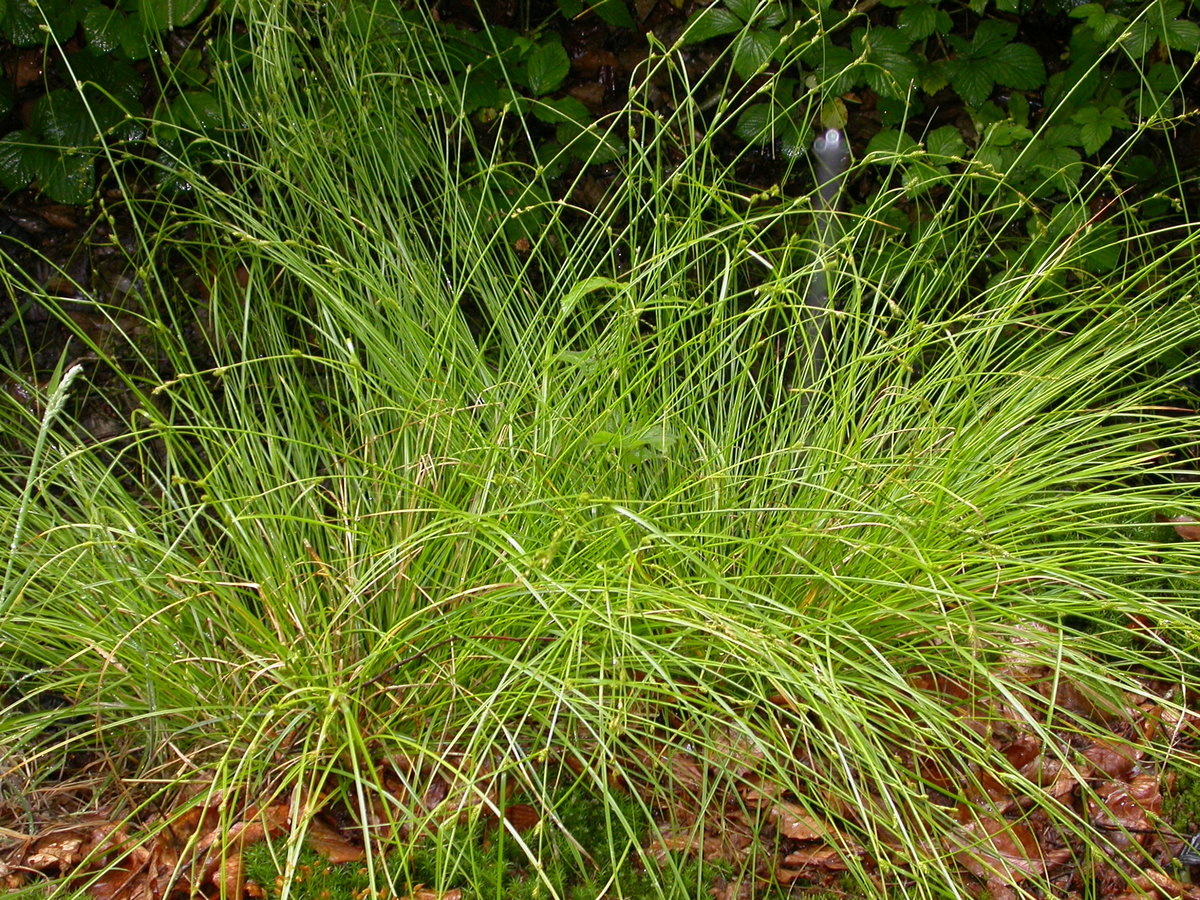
897,2,941,41
1071,105,1129,156
852,27,918,99
970,19,1016,55
991,43,1045,89
926,125,965,158
526,40,570,95
732,28,779,79
682,5,743,44
948,58,994,108
592,0,634,27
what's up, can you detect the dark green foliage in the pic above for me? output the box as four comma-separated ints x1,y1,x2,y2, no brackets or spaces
0,0,220,203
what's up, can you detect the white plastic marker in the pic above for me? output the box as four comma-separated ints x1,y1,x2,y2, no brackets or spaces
803,129,850,392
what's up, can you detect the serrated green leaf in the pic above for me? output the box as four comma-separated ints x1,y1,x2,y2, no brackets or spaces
70,55,143,110
171,90,222,136
31,91,111,147
1121,19,1155,55
970,19,1016,56
556,118,625,164
897,3,938,41
1071,105,1130,156
526,40,569,96
592,0,634,28
3,0,79,45
926,125,965,158
1164,18,1200,51
865,128,919,158
982,120,1031,148
1147,61,1182,93
1008,91,1029,126
0,130,44,191
681,5,744,44
759,3,787,28
732,28,778,80
33,150,95,205
1027,139,1082,194
852,27,918,99
1071,4,1126,42
139,0,207,32
725,0,757,22
816,44,858,96
991,43,1045,89
948,58,994,107
734,104,772,143
1071,107,1107,155
532,96,589,125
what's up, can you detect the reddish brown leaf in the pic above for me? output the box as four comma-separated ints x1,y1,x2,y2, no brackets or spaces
782,844,846,870
1164,515,1200,541
502,804,540,833
768,801,829,841
1082,740,1139,780
304,816,364,864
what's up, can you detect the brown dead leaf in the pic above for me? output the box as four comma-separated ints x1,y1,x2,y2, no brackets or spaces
781,844,846,870
304,815,363,864
768,801,829,841
1090,774,1161,842
1163,515,1200,541
501,804,540,833
26,833,86,871
1082,740,1140,780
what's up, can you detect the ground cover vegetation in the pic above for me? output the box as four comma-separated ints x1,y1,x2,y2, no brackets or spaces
2,0,1200,898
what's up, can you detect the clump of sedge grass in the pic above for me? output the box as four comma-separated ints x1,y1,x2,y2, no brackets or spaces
1,3,1198,899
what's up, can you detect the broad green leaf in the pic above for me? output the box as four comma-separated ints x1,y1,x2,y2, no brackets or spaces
682,5,743,44
991,43,1045,90
556,118,625,164
897,2,939,41
69,55,143,110
532,96,589,125
139,0,208,32
865,128,919,158
82,3,149,59
926,125,965,158
592,0,634,28
734,104,772,144
759,4,787,28
1069,3,1127,43
970,19,1016,56
1027,139,1082,194
31,90,118,147
1007,91,1029,126
724,0,757,22
1164,17,1200,52
1147,61,1183,93
981,120,1031,148
526,41,570,96
0,130,43,191
33,149,95,205
3,0,78,45
1121,19,1156,56
732,28,779,80
852,27,919,99
171,91,223,136
1071,105,1129,156
948,58,994,108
